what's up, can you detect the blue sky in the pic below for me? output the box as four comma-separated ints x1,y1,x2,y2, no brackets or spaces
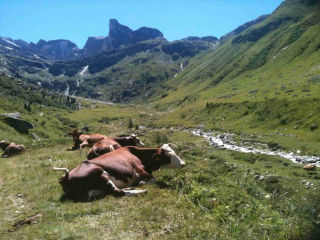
0,0,283,48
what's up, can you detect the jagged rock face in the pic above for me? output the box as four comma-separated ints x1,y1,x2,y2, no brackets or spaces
82,37,106,57
28,39,79,61
0,37,21,50
13,39,29,48
183,36,218,43
129,27,163,44
107,19,133,49
82,19,165,56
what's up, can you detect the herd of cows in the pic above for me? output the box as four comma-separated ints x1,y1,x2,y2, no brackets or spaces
1,129,317,199
0,130,186,199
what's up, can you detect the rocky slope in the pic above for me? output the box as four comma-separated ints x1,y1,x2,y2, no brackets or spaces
81,19,165,56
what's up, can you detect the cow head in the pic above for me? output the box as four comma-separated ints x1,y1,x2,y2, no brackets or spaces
53,168,71,193
153,144,185,169
68,130,83,142
130,134,145,147
0,140,11,151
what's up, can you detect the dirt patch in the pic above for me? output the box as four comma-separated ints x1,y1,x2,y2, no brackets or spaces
2,213,42,233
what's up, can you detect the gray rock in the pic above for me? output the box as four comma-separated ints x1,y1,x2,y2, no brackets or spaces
31,133,41,141
0,113,33,134
0,112,21,119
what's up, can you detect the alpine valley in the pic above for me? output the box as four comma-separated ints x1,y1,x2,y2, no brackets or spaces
1,0,320,239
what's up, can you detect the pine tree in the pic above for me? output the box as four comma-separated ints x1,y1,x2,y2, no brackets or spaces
128,118,134,129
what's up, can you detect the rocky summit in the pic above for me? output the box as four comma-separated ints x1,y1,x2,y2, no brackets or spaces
82,19,165,56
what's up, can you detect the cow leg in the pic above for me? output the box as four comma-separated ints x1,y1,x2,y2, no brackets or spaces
101,172,147,197
133,165,152,182
121,189,148,196
79,141,89,149
1,149,9,158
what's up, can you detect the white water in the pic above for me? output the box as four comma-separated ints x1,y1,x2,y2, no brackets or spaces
64,82,70,96
79,65,89,76
180,63,183,71
190,129,320,167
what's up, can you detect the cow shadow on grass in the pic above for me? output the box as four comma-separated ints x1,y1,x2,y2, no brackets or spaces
155,180,171,189
58,181,172,203
59,193,107,203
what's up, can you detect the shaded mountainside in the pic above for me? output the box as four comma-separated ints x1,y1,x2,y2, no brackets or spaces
45,38,216,102
0,19,217,102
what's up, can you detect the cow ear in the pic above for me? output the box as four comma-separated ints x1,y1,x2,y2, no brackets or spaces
78,131,83,135
152,153,160,161
67,132,73,136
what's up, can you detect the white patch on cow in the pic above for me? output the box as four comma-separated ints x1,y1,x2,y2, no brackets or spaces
106,171,139,189
137,142,145,147
107,179,119,190
129,134,145,147
160,144,186,169
123,189,147,196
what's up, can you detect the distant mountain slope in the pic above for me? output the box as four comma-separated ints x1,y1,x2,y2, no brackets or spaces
154,0,320,109
219,14,270,44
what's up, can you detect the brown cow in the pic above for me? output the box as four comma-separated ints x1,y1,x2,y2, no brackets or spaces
0,140,25,158
67,130,107,150
54,144,185,198
87,134,145,160
303,164,317,174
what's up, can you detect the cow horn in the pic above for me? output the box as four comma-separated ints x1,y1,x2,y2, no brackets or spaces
52,167,70,174
167,143,178,148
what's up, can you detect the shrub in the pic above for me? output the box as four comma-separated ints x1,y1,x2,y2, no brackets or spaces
310,123,318,131
24,102,32,112
128,118,134,129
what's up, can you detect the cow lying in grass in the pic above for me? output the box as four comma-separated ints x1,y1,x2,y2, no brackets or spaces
303,164,317,174
54,144,185,198
67,130,107,151
87,134,145,160
0,140,25,158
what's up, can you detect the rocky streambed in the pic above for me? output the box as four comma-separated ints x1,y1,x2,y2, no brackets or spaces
190,129,320,167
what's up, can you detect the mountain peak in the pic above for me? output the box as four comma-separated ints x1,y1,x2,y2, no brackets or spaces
109,19,133,36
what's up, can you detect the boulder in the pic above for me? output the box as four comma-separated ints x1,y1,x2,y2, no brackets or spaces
0,113,33,134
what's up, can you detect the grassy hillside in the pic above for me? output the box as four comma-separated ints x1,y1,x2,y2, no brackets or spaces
147,0,320,153
155,0,320,106
1,111,320,239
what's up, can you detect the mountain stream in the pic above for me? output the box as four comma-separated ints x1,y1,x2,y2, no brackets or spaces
190,129,320,167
